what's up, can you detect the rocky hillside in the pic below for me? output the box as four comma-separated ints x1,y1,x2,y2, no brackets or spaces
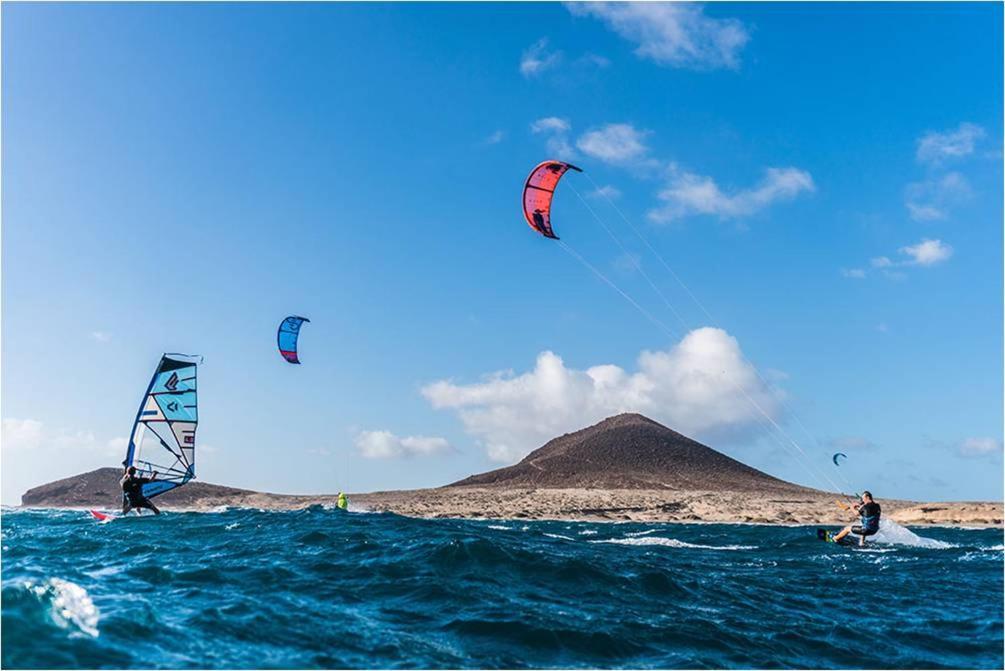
450,413,812,493
20,468,260,508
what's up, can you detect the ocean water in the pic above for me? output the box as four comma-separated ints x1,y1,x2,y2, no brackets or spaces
2,507,1002,670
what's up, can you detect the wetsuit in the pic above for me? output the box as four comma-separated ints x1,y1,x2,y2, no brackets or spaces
121,474,161,515
852,501,881,537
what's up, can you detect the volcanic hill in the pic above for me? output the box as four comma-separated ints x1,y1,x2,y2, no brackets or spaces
450,413,810,493
20,468,260,509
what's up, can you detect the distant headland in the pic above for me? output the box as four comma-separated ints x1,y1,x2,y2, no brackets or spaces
19,414,1003,526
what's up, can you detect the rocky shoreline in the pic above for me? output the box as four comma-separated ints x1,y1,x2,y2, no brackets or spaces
18,484,1002,527
18,415,1003,527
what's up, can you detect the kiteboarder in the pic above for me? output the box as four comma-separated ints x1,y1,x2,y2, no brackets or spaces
121,465,162,515
831,491,881,546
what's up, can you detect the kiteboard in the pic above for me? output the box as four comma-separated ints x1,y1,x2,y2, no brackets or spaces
90,510,113,522
817,528,867,548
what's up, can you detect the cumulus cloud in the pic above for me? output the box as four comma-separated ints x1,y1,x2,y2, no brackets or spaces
422,327,781,463
957,437,1003,458
531,117,576,159
648,165,815,223
531,117,571,134
355,430,451,459
840,268,867,279
520,38,562,77
567,2,749,70
861,239,952,277
916,123,986,164
905,172,972,221
899,238,953,266
90,331,112,343
576,123,650,164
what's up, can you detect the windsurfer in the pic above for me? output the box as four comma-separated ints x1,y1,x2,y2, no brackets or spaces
121,466,162,515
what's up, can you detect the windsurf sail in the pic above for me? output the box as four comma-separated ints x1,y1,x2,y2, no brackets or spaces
122,354,200,499
278,316,310,364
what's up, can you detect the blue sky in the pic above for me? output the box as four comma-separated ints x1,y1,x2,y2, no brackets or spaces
3,2,1002,504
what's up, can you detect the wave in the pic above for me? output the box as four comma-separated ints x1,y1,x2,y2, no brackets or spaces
592,536,757,550
17,578,100,638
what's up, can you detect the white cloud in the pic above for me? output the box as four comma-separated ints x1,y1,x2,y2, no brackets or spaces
422,327,781,463
649,165,815,222
90,331,112,343
841,268,867,279
567,2,749,70
482,130,505,145
520,38,562,77
2,418,128,504
870,256,893,268
355,430,451,460
899,238,953,266
531,117,576,159
589,184,622,200
531,117,571,134
859,239,952,278
916,123,986,164
576,123,650,164
905,172,972,221
958,437,1003,458
2,418,45,451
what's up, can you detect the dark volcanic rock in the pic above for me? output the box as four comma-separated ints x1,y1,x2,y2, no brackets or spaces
20,468,256,508
449,413,810,493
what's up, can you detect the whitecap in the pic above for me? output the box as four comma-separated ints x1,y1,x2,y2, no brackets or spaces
871,520,955,549
578,529,598,536
543,533,574,541
27,578,100,638
487,525,511,531
592,536,756,550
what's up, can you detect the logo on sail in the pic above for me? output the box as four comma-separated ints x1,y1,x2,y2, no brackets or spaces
165,372,179,391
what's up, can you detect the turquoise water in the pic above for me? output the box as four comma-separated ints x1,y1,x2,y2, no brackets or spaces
2,507,1002,669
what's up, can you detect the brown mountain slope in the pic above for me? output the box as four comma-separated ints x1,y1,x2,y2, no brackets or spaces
449,413,813,493
20,468,258,508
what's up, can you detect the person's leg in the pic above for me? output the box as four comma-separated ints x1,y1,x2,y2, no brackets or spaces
122,500,133,516
139,499,161,515
833,525,853,541
851,526,868,546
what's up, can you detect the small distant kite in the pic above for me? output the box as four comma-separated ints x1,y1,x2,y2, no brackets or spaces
832,452,848,466
522,160,583,239
278,316,310,364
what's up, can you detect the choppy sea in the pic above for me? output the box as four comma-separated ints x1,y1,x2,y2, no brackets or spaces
2,507,1002,669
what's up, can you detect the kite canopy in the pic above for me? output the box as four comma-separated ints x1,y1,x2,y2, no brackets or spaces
123,354,200,499
278,316,310,364
833,452,848,466
522,160,583,239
